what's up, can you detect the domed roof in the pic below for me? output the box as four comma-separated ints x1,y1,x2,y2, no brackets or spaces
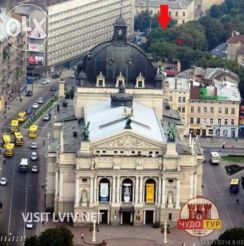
114,16,126,26
77,16,158,88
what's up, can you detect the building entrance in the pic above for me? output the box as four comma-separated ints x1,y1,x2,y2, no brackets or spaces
100,210,108,224
145,211,154,224
122,212,131,224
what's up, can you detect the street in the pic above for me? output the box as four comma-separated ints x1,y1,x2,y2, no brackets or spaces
0,81,56,246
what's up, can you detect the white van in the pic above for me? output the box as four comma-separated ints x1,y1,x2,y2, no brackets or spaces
211,152,220,165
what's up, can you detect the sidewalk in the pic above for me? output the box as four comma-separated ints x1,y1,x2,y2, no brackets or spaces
197,137,244,148
37,221,219,246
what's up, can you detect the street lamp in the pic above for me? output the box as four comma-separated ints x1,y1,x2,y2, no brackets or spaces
92,220,96,242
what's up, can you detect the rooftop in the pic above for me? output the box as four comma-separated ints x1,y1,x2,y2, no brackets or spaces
227,32,244,44
85,100,166,143
135,0,193,9
166,77,191,91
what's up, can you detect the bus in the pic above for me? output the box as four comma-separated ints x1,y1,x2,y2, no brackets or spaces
17,112,27,122
19,158,28,173
230,179,240,194
14,132,24,146
211,152,220,165
2,133,12,148
28,125,38,138
10,120,19,133
4,143,14,157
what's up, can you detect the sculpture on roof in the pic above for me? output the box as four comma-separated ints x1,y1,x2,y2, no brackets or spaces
81,121,90,141
167,122,175,142
123,108,133,129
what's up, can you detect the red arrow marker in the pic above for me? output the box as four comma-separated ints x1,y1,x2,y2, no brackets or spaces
157,5,171,29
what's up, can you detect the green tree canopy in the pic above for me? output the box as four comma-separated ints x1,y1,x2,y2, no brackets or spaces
25,227,74,246
211,228,244,246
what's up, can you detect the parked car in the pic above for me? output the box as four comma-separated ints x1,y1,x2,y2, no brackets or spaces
32,103,39,109
25,220,34,229
50,86,57,91
30,142,37,149
41,79,50,85
0,177,7,186
26,90,33,97
30,152,38,161
31,166,38,173
43,114,50,121
36,97,43,104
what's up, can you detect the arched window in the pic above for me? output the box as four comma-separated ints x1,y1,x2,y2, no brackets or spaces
122,178,133,203
145,179,156,203
99,178,110,202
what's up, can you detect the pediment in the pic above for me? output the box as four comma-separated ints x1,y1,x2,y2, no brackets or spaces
91,131,166,151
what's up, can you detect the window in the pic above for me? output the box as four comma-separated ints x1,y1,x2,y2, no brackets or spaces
175,11,178,16
118,80,123,86
182,20,185,24
82,178,87,183
168,213,172,221
224,119,228,125
169,96,172,102
197,118,200,124
231,119,235,125
182,107,185,113
183,12,185,16
168,179,173,183
202,118,207,124
231,108,235,114
145,179,156,203
210,118,213,124
191,106,194,113
98,80,103,86
99,178,110,202
218,118,221,125
178,97,181,103
182,97,186,103
204,107,207,113
197,107,201,113
225,108,228,114
210,107,214,113
122,178,133,203
218,108,222,114
190,117,194,124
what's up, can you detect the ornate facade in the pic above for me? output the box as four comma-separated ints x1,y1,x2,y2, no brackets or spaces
46,87,203,226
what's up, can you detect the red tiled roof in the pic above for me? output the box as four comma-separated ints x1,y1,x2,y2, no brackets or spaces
228,34,244,44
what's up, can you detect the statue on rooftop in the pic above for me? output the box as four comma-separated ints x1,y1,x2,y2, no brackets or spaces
167,122,175,142
81,121,90,141
123,108,133,129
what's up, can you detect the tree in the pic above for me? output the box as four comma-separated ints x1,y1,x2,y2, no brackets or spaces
25,227,74,246
199,16,227,50
210,5,222,18
211,228,244,246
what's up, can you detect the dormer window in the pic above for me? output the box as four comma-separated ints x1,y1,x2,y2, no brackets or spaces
116,72,125,87
96,72,105,87
135,73,145,88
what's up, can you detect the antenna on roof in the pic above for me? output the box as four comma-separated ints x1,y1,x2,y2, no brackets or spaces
120,0,123,17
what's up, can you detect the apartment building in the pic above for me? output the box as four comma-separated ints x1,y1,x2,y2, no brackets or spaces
164,77,191,128
227,31,244,67
198,0,224,11
47,0,135,68
135,0,195,25
188,81,240,138
0,12,27,110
